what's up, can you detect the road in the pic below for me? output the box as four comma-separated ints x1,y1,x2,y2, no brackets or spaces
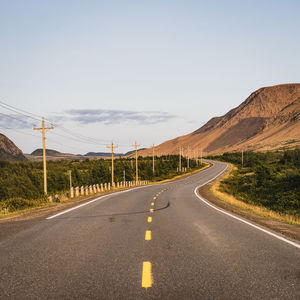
0,161,299,299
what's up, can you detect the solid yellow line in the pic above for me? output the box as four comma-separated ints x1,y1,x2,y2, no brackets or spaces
151,202,154,206
150,209,154,213
148,217,152,222
142,261,152,288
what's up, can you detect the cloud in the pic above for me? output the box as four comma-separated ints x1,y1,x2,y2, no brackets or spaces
0,114,34,129
0,109,176,129
63,109,176,125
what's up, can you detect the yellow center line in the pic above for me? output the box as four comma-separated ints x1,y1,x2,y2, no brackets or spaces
145,230,152,240
148,216,152,222
151,202,154,206
150,208,154,213
153,197,157,200
142,261,152,288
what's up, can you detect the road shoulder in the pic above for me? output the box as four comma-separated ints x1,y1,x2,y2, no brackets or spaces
197,166,300,242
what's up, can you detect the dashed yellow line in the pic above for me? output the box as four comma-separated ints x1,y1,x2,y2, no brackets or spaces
142,261,152,288
150,208,154,213
145,230,152,240
153,196,157,200
148,216,152,222
151,202,154,206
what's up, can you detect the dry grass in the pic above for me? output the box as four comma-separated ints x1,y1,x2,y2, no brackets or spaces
211,166,300,226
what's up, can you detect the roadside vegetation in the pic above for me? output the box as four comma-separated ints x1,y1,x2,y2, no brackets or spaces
0,155,203,214
208,150,300,221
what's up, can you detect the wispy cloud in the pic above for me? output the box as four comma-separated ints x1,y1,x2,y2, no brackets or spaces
0,114,34,129
63,109,176,125
0,109,177,129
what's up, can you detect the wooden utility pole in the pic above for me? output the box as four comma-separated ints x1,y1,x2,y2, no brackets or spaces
33,118,54,195
179,147,182,172
106,142,118,185
132,142,141,182
200,147,203,165
187,146,190,169
242,149,244,166
69,170,72,190
152,144,155,175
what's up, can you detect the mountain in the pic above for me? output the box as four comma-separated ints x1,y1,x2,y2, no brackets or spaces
84,152,124,157
27,149,125,161
138,83,300,157
31,149,62,156
0,133,27,161
124,148,146,157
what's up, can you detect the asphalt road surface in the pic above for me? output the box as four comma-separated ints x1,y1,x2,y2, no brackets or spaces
0,161,299,299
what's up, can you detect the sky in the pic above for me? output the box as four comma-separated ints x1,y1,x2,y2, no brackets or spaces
0,0,299,154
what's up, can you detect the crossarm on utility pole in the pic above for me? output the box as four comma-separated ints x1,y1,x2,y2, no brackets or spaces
132,142,141,182
33,117,54,195
106,142,118,185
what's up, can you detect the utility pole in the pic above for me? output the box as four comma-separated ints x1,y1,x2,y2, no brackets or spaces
132,141,141,182
200,147,203,165
106,142,118,185
33,118,54,195
69,170,72,191
242,149,244,166
179,147,182,172
187,146,190,169
152,144,155,175
123,170,126,183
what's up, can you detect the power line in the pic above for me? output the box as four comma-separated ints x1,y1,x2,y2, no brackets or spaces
0,127,40,138
0,111,34,127
0,100,133,149
49,131,107,146
0,101,44,124
0,100,113,145
57,126,110,144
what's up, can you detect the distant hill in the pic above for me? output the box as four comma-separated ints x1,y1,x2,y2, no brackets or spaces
0,133,27,161
84,152,124,157
31,149,61,156
138,83,300,156
26,149,126,161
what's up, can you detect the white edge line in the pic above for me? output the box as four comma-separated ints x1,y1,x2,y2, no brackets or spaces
194,163,300,249
46,185,153,220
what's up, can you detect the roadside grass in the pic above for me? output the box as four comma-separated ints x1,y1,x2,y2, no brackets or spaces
211,164,300,226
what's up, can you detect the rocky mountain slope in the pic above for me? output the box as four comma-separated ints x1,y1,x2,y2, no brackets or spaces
0,133,27,161
139,83,300,157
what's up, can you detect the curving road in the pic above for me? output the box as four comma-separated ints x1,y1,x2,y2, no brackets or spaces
0,161,299,299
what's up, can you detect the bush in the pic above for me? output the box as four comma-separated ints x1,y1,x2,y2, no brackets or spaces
209,150,300,216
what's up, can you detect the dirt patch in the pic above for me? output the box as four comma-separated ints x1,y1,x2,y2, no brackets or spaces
198,180,300,242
